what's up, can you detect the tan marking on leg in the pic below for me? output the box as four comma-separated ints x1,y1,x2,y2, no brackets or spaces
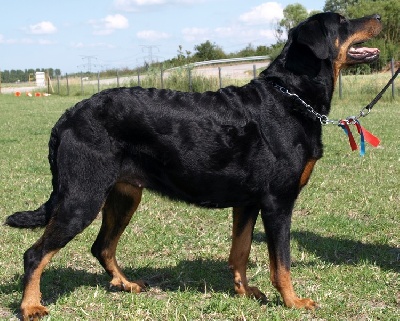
270,258,316,309
21,249,59,320
228,207,266,301
100,183,146,293
299,158,317,189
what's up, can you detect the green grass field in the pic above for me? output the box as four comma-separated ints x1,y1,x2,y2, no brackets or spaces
0,74,399,320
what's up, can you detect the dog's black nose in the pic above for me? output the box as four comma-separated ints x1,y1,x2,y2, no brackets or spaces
373,14,381,21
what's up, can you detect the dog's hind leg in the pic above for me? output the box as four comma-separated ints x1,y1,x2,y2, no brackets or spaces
91,183,147,293
20,187,108,320
228,207,267,302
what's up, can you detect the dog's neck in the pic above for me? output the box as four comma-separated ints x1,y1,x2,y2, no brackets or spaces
260,43,335,117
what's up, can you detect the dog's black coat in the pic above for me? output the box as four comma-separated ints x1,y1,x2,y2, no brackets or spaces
6,12,382,319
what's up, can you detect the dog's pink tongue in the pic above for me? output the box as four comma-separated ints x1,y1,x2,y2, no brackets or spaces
349,47,380,55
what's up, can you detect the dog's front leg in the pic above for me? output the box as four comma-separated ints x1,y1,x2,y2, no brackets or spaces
228,206,267,302
261,206,317,309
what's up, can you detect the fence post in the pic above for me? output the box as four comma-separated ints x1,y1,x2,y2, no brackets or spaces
161,66,164,89
137,70,141,86
218,67,222,89
80,72,84,95
253,64,257,79
339,70,343,99
117,70,120,87
188,68,192,92
57,75,60,95
391,57,395,99
47,71,50,94
66,73,69,96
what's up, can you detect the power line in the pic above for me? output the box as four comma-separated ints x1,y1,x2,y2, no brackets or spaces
140,45,160,64
79,55,98,72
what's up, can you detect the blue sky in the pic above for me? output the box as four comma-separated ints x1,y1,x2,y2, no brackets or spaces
0,1,325,74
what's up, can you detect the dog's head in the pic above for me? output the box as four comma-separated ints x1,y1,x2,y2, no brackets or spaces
284,12,382,79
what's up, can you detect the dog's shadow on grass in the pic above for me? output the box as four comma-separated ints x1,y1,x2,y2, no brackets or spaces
254,230,399,273
2,258,234,315
3,231,398,316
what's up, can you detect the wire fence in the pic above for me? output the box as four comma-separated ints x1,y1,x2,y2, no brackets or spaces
2,58,398,100
48,62,269,97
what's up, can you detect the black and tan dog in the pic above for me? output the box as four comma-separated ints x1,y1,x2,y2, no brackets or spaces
6,12,382,320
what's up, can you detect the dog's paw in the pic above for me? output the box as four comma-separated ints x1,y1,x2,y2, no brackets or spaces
21,304,49,321
286,297,317,310
110,279,149,293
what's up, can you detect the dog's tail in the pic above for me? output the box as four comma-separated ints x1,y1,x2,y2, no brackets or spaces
6,120,61,228
5,201,53,228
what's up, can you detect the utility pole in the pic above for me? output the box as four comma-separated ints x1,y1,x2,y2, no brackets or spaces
140,45,159,65
80,55,97,73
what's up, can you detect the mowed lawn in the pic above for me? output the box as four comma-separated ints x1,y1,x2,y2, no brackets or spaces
0,75,398,320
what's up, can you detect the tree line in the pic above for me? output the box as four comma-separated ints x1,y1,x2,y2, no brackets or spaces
1,0,398,83
1,68,61,84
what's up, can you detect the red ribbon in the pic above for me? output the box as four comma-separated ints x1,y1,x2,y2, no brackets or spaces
339,121,358,151
339,120,380,155
358,123,380,147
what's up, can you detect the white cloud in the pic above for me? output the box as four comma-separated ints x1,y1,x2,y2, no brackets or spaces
105,14,129,29
213,26,277,46
38,39,56,45
181,23,278,48
90,14,129,35
259,29,277,39
114,0,204,11
179,3,283,48
116,0,165,7
0,34,55,45
182,27,209,42
28,21,57,35
71,42,115,49
136,30,171,41
239,2,283,25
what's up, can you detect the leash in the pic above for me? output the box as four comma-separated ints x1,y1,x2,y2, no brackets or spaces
274,67,399,156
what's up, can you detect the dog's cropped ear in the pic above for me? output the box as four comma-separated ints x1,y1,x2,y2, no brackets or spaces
297,20,329,60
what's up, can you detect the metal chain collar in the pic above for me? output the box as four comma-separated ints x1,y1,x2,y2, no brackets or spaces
273,83,335,124
273,68,399,126
273,83,371,126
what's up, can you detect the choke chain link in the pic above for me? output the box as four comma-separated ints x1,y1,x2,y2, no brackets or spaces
273,83,369,125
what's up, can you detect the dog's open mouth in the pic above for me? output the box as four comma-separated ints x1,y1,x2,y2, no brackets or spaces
347,45,380,62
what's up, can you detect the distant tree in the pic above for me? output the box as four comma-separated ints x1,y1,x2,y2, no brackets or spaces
177,45,185,62
309,10,322,17
255,45,268,56
275,4,321,41
323,0,359,14
266,42,285,61
234,44,269,57
237,43,256,57
0,68,62,83
193,40,226,61
279,3,309,33
176,45,192,64
47,68,54,78
1,70,10,83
